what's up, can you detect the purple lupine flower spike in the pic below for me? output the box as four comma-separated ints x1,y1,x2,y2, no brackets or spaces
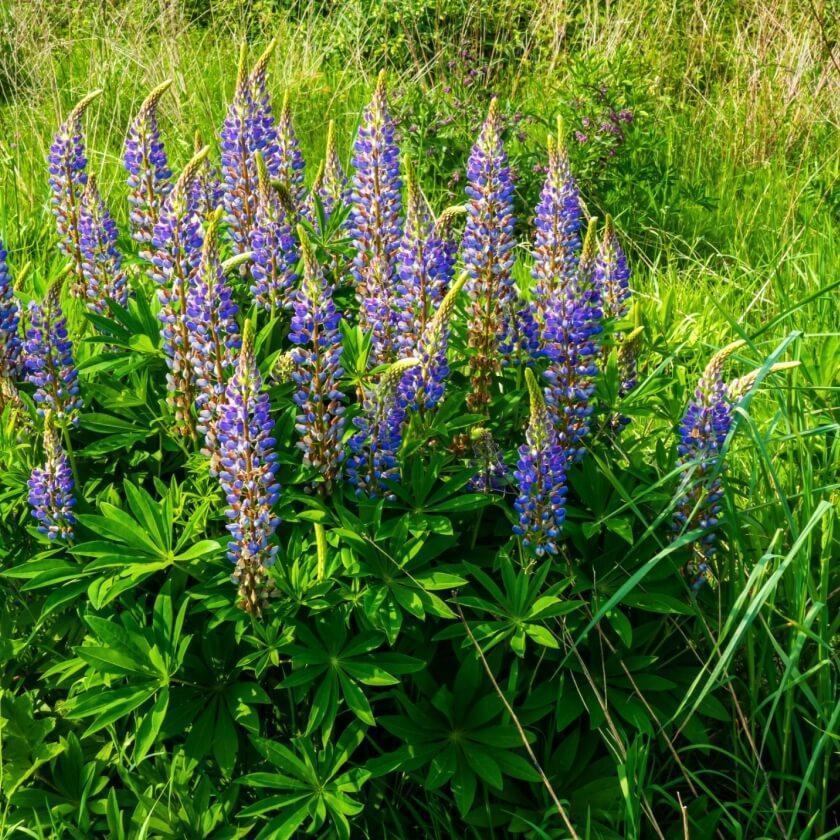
395,164,455,357
217,320,281,615
250,153,298,312
190,130,224,219
268,91,306,212
220,44,259,254
289,228,346,488
513,368,568,556
532,120,581,320
24,278,82,425
247,38,279,158
673,340,744,589
594,214,631,321
400,271,467,412
49,90,102,298
305,120,349,227
186,212,241,469
124,79,173,245
349,70,403,366
347,357,419,500
78,174,128,314
468,427,510,493
28,414,75,541
541,217,602,462
463,98,517,411
0,239,21,381
150,146,209,437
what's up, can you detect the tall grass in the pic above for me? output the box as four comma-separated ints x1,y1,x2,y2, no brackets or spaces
1,0,837,834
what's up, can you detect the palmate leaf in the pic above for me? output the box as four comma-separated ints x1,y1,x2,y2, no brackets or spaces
240,722,370,840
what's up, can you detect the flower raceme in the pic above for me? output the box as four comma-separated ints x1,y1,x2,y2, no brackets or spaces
594,214,631,322
150,146,209,437
289,229,346,488
250,153,298,312
0,239,21,381
185,212,241,469
347,357,419,500
463,98,517,411
270,91,306,213
49,90,101,299
24,279,82,425
349,70,403,366
78,174,128,314
513,368,568,556
305,120,349,227
216,321,281,615
124,79,173,245
27,414,75,542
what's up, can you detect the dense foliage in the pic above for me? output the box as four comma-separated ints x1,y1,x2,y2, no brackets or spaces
1,2,837,838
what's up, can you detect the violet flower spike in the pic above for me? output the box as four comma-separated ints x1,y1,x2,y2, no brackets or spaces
513,368,568,557
400,271,467,412
467,427,510,493
249,153,298,312
216,321,281,615
594,214,631,321
24,279,82,424
395,165,455,357
124,80,173,245
673,341,743,584
288,228,346,487
190,130,224,219
150,147,209,437
462,98,517,411
305,120,349,226
268,91,306,212
78,174,128,314
532,120,582,319
0,239,21,380
247,38,279,158
28,415,75,542
348,70,403,365
220,44,259,254
540,217,602,462
48,90,101,298
185,213,241,469
347,357,418,500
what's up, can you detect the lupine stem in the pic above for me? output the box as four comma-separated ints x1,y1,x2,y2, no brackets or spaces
314,522,328,581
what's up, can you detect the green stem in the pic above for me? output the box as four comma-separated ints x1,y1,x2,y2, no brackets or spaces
61,423,80,489
314,522,328,581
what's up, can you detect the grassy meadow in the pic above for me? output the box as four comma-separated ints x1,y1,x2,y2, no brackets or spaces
0,0,837,837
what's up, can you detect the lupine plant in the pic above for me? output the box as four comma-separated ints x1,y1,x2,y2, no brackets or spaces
0,54,813,840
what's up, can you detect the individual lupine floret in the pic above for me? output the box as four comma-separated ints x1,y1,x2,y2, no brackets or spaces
532,120,582,320
540,218,602,461
467,427,510,493
268,91,306,212
513,368,568,557
23,278,81,424
249,153,297,312
348,71,403,365
220,44,260,254
395,166,457,357
78,174,128,313
0,239,21,380
399,272,467,412
288,229,346,488
49,90,102,297
185,213,240,467
463,98,517,411
347,357,419,500
150,146,209,437
673,340,743,577
190,130,224,219
216,321,281,615
124,79,173,245
305,120,349,227
594,214,631,321
28,414,75,541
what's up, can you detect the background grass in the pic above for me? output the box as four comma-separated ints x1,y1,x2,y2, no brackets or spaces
0,0,837,836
